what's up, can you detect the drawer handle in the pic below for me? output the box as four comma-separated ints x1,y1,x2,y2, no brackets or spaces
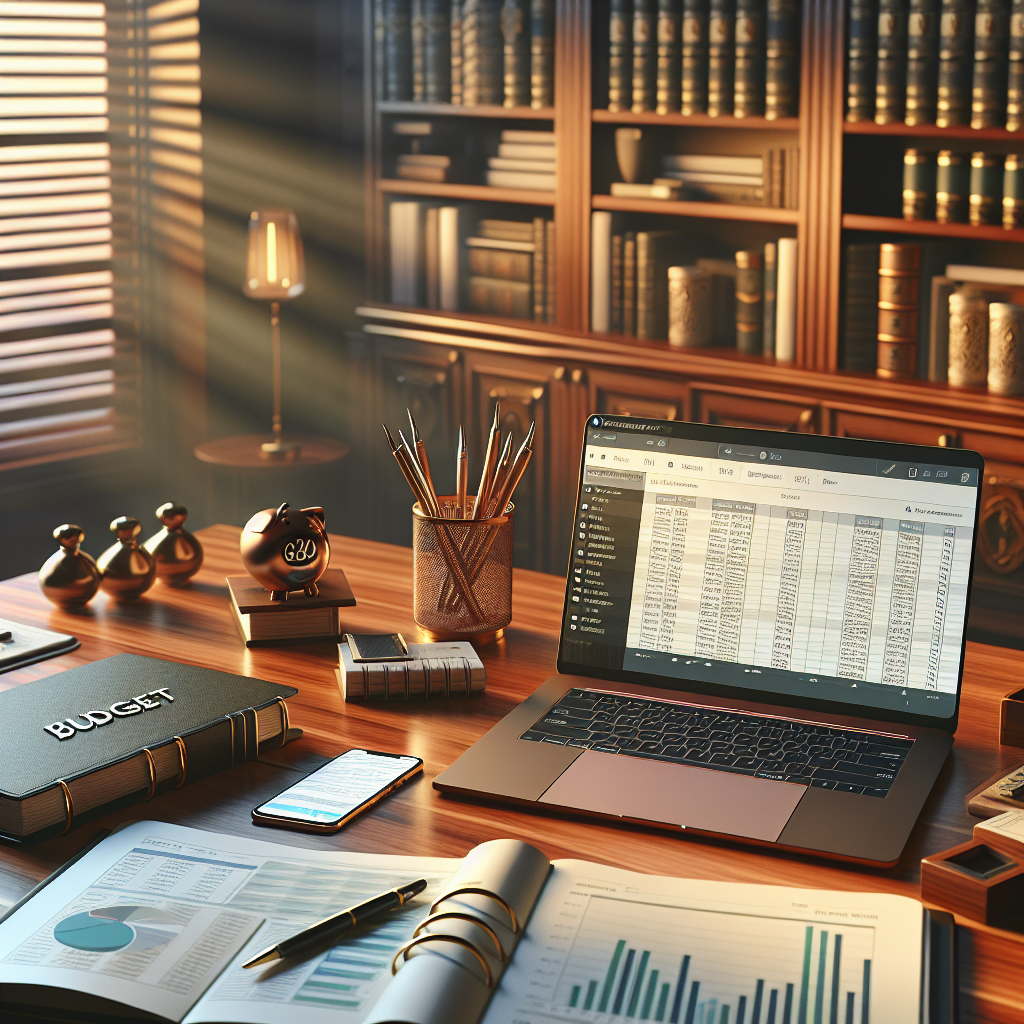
937,433,957,447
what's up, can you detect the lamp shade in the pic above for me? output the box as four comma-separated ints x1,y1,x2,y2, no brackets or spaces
244,209,305,300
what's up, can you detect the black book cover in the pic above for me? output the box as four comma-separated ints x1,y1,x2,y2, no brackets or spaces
971,0,1010,127
846,0,878,121
681,0,710,113
707,0,736,115
530,0,555,107
657,0,683,113
632,0,658,111
425,0,452,102
875,0,908,124
842,242,880,372
765,0,800,118
1008,55,1024,129
905,0,939,124
609,0,633,111
412,0,426,100
937,0,974,126
502,0,531,106
385,0,413,100
734,0,766,116
463,0,504,106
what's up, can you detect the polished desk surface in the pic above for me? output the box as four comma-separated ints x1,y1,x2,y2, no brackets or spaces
1,525,1021,1021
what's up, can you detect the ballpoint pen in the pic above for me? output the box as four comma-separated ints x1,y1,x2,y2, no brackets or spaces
471,405,501,520
456,424,468,519
243,878,428,969
407,410,435,497
485,432,514,515
398,429,440,516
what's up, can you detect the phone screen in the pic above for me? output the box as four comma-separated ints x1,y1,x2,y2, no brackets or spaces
254,749,422,827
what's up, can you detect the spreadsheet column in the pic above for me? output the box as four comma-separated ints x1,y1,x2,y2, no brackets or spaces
716,501,755,662
837,516,883,680
771,510,808,670
880,521,924,686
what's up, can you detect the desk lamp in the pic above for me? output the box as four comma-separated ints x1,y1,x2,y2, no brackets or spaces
244,209,305,459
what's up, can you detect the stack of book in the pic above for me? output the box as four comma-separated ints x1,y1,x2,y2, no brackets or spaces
651,150,797,208
390,204,555,321
605,0,801,118
590,214,798,357
485,129,555,190
377,0,555,108
846,0,1024,130
902,148,1024,229
393,120,463,182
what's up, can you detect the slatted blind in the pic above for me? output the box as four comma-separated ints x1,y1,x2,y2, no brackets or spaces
0,0,201,470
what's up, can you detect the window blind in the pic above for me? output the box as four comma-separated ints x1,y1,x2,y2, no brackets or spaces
0,0,201,471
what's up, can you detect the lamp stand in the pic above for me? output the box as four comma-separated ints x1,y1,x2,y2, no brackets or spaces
261,301,299,459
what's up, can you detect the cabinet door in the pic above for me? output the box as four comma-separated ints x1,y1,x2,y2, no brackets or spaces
828,408,964,448
463,351,571,572
692,386,818,432
373,338,461,545
588,368,688,422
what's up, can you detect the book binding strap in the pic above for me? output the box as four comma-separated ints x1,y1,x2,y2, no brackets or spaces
173,736,188,789
429,886,519,934
275,697,290,748
390,933,492,986
143,747,157,800
58,780,74,835
413,911,506,960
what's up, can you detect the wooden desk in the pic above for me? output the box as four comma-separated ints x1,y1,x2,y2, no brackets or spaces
1,525,1021,1021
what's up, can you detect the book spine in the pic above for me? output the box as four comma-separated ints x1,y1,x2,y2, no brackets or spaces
425,206,440,307
532,216,547,321
765,0,800,118
530,0,555,107
375,0,387,100
846,0,878,122
928,275,955,381
469,276,532,317
948,288,989,386
1010,0,1024,127
412,0,426,101
545,218,556,322
591,211,613,333
424,0,452,101
935,148,969,221
609,0,634,111
876,242,920,379
469,246,533,280
637,232,653,337
451,0,464,103
969,150,1002,225
657,0,683,113
632,0,658,111
937,0,974,126
1004,153,1024,227
905,0,939,124
734,0,766,117
762,241,777,354
463,0,503,106
735,249,763,353
902,148,935,219
385,0,413,100
612,234,624,331
668,265,713,346
623,231,637,334
842,245,880,372
502,0,531,107
971,0,1011,128
775,236,797,360
875,0,908,124
439,206,462,311
988,301,1024,394
707,0,736,115
681,0,709,113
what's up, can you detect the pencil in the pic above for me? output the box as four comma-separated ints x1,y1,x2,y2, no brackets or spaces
407,410,436,499
471,405,501,520
456,424,468,519
486,432,514,514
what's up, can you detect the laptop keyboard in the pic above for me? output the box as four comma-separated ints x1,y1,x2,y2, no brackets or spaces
521,689,914,797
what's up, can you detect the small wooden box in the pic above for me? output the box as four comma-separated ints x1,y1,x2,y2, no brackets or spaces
1001,687,1024,747
921,839,1024,929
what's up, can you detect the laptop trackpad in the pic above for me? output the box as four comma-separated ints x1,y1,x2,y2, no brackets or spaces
538,750,805,842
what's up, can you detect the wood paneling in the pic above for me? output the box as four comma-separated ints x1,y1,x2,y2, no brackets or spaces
693,385,818,432
589,368,688,422
0,526,1021,1019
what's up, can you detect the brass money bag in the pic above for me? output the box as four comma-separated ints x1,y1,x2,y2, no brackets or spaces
144,501,204,586
239,502,329,599
38,524,102,608
97,516,157,600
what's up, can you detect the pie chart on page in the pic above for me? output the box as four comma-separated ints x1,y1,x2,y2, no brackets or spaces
54,906,183,953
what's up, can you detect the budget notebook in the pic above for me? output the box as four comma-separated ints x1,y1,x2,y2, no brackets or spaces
435,417,985,866
0,820,950,1024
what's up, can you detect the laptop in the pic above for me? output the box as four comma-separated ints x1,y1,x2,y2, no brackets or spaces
434,416,985,867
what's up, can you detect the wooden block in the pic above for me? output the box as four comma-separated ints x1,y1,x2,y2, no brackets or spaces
921,839,1024,930
967,760,1024,818
1001,686,1024,747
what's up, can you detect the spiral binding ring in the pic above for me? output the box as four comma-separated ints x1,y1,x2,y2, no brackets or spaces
275,697,290,747
173,736,188,789
429,887,518,934
143,747,157,800
390,933,492,987
58,780,74,835
412,912,506,960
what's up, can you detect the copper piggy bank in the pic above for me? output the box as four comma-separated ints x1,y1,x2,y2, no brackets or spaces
240,502,329,600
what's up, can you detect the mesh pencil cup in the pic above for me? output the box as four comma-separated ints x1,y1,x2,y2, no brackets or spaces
412,496,513,643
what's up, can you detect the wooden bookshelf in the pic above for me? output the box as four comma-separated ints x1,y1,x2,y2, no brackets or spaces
593,194,799,224
378,101,555,120
592,110,800,131
378,179,556,206
842,214,1024,243
843,121,1024,142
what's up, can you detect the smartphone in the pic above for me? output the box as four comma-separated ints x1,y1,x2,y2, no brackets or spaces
252,749,423,834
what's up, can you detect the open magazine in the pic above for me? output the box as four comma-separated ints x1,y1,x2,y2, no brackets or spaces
0,821,929,1023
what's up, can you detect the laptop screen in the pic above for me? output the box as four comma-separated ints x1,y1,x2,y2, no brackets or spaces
558,417,984,725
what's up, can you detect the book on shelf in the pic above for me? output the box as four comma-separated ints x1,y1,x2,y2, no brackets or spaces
1008,0,1024,129
733,0,766,117
0,821,944,1024
841,242,880,372
928,274,956,382
657,150,796,207
463,0,503,105
545,217,556,321
451,0,465,102
591,210,613,332
946,262,1024,286
612,232,624,331
486,129,555,189
681,0,710,114
530,0,555,107
390,199,429,306
0,655,295,843
501,0,531,107
632,0,658,111
845,0,877,121
696,256,738,345
765,0,800,118
485,169,556,188
383,0,413,100
638,231,689,338
656,0,683,114
413,0,427,100
775,236,797,360
734,248,763,353
762,239,777,355
902,148,935,220
611,180,683,197
397,153,457,182
623,230,638,333
426,206,441,306
905,0,939,125
876,242,920,379
532,215,547,319
608,0,634,110
469,275,532,317
874,0,908,124
971,0,1010,129
706,0,736,116
937,0,973,127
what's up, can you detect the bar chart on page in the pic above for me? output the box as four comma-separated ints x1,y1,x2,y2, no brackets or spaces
548,896,875,1024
